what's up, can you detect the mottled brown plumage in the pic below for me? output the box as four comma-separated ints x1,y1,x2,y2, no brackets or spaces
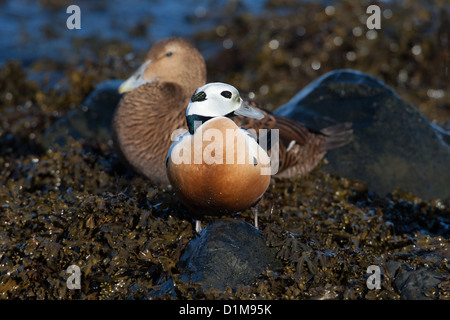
112,37,205,184
112,37,352,185
112,82,188,183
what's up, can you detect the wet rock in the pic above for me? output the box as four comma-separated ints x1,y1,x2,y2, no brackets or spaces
394,267,446,300
177,219,278,292
148,277,177,299
275,69,450,201
41,80,123,149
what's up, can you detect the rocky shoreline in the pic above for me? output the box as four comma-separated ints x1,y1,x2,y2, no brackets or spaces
1,0,449,300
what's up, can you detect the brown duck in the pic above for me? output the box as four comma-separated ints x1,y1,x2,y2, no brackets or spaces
112,37,352,185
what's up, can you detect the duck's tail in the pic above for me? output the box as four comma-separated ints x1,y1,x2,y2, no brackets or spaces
319,122,353,151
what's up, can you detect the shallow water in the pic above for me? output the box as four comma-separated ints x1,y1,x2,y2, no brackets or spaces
0,0,266,65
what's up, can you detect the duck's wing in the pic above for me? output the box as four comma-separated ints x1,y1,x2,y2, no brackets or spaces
234,99,352,178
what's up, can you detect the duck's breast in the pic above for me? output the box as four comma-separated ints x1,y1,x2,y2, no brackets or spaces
166,117,270,214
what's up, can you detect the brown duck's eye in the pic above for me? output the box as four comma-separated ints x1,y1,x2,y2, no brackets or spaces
166,52,173,57
221,90,232,99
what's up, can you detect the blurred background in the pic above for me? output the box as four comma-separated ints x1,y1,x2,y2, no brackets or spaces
0,0,449,143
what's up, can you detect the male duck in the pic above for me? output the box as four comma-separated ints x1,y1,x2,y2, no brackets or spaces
112,37,352,185
166,83,271,231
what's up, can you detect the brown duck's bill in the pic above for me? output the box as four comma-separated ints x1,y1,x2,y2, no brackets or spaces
118,60,153,94
234,101,264,120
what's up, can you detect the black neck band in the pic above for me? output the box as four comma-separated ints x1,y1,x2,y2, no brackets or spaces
186,112,236,134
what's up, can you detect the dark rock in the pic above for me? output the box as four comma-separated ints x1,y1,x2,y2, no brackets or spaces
177,219,278,292
386,260,405,276
41,80,123,149
148,277,177,299
394,267,446,300
275,69,450,201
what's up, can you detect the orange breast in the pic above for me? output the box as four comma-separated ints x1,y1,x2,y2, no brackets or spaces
166,117,270,216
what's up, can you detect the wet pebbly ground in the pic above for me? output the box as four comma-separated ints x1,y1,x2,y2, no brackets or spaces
1,0,449,299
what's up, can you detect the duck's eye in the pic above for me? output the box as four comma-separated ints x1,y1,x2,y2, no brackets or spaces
191,91,207,102
221,90,232,99
166,52,173,57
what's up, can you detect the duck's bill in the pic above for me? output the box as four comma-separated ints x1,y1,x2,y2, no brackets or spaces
234,101,264,120
118,60,153,94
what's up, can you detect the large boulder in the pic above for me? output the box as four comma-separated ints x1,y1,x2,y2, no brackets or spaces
275,69,450,200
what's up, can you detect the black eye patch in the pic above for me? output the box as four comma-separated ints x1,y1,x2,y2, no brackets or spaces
221,90,232,99
191,91,207,102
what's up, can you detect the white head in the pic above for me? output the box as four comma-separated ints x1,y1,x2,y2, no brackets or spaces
186,82,264,120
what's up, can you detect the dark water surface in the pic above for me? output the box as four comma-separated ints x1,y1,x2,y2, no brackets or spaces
0,0,266,65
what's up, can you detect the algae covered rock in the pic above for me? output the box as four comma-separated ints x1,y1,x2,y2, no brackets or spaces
275,69,450,200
